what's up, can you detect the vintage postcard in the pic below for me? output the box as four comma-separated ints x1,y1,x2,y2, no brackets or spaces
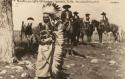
0,0,124,79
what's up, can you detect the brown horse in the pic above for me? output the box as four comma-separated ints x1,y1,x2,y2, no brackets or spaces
91,19,119,43
80,19,95,43
63,19,74,45
71,17,81,45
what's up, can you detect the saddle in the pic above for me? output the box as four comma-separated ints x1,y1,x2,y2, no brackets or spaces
85,22,90,29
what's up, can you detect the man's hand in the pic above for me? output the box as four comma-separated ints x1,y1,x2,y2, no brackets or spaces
44,37,52,42
40,37,53,45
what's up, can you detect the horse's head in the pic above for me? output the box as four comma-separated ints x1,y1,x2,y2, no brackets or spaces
91,20,99,27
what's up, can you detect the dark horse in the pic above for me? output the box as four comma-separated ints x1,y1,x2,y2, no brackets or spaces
72,18,81,45
63,19,74,45
91,20,119,43
20,21,38,51
80,20,95,43
20,21,33,40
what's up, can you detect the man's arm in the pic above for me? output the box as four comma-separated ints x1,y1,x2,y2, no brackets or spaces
61,11,65,22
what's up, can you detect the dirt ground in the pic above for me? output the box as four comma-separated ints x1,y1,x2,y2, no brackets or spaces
0,31,125,79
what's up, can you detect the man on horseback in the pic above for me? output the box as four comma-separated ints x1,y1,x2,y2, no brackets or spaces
84,13,95,42
72,11,81,44
61,4,72,23
99,12,119,42
101,12,108,22
61,4,73,32
85,13,91,27
100,12,110,32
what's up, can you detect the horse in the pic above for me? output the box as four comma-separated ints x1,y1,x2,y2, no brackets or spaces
79,18,85,43
117,27,125,42
20,20,39,51
80,20,95,43
63,19,74,45
91,19,119,43
20,21,33,40
71,17,81,45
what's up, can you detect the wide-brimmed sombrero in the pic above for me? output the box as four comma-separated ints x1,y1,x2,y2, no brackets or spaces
63,4,71,9
27,17,34,20
73,11,79,14
85,13,90,16
101,12,106,15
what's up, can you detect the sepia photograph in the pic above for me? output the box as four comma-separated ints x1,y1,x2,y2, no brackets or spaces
0,0,125,79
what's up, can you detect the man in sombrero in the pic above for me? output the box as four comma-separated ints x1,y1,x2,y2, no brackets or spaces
100,12,109,23
85,13,91,24
61,4,72,23
100,12,110,31
84,13,91,30
73,11,80,21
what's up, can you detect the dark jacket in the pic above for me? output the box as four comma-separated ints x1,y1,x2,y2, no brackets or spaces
73,15,80,21
61,10,72,22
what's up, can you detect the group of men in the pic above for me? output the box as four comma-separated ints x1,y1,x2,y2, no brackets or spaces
61,4,109,26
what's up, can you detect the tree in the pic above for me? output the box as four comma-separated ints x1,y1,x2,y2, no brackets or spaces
0,0,15,63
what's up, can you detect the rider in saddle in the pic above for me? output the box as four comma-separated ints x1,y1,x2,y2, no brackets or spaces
73,11,80,21
61,4,73,23
100,12,110,31
101,12,108,22
85,13,91,29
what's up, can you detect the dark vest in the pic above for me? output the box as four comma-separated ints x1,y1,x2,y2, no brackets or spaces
61,10,72,22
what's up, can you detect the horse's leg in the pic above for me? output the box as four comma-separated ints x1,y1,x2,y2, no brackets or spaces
66,32,70,45
27,36,30,49
89,36,92,42
113,32,118,42
105,32,108,42
77,32,80,44
109,32,113,42
67,37,69,45
90,31,93,42
99,33,103,43
90,35,92,42
81,33,84,43
79,32,84,43
87,35,89,42
81,34,83,43
107,32,111,43
87,36,90,43
117,32,120,42
30,36,33,51
72,34,76,46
